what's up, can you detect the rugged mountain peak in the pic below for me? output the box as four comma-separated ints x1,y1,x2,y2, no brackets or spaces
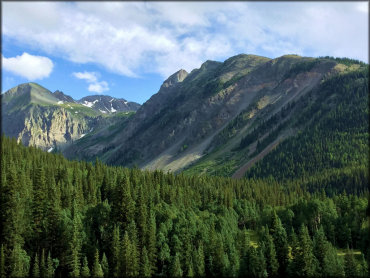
162,69,189,88
78,95,140,113
53,90,75,103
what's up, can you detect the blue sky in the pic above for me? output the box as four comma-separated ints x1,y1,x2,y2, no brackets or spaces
2,1,368,104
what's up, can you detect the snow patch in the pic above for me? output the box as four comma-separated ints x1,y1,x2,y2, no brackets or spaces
82,99,99,107
75,111,78,114
47,147,53,153
80,134,86,138
109,98,115,102
99,109,107,114
111,107,117,113
57,101,64,104
124,101,128,105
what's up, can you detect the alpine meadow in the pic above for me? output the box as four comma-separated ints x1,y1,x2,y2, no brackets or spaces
1,2,369,278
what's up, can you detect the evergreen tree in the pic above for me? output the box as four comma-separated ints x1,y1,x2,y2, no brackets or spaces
344,248,358,278
40,249,46,278
9,244,30,278
170,253,183,277
111,225,120,277
357,253,368,277
141,246,151,277
292,225,318,277
81,256,90,278
322,245,345,277
92,249,104,278
45,251,55,278
270,211,289,275
32,252,40,278
0,245,5,278
194,242,205,277
260,226,279,277
101,253,109,278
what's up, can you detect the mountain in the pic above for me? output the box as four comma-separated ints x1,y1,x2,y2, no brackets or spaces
64,54,367,179
78,95,140,114
1,82,140,151
53,90,76,103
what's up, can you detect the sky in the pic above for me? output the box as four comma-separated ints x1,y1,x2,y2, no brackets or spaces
2,1,368,104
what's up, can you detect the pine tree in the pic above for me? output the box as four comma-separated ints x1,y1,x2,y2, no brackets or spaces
33,252,40,278
260,227,279,277
92,249,104,278
270,211,289,275
40,248,46,278
292,224,318,277
344,248,358,278
195,242,205,277
170,253,183,277
141,246,151,277
322,245,345,277
111,225,120,277
101,253,109,278
81,256,90,278
46,251,55,278
357,253,368,277
0,245,5,278
9,244,30,278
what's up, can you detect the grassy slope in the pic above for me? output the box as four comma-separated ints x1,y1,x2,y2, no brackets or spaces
183,60,368,179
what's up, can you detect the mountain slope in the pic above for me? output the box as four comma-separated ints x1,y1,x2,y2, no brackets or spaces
184,58,368,178
64,54,350,173
1,83,140,151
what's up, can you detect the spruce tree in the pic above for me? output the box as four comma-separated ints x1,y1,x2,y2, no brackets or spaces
101,253,109,278
194,242,205,277
32,253,40,278
270,211,289,275
0,245,5,278
111,225,120,277
81,256,90,278
344,247,358,278
141,246,151,277
92,249,104,278
170,253,183,277
9,244,30,278
40,249,46,278
46,251,55,278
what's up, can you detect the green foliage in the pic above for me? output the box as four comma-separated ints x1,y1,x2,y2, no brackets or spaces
0,135,368,277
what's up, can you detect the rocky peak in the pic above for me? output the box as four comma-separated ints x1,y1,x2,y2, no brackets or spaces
161,69,189,88
53,90,75,103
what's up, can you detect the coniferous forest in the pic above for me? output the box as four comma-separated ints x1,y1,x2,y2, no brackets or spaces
0,133,369,277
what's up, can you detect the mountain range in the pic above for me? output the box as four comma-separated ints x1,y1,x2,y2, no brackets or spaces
1,83,140,151
1,53,368,179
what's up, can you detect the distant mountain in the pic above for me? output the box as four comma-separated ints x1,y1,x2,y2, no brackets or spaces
62,54,368,180
1,82,140,150
53,90,75,103
78,95,140,114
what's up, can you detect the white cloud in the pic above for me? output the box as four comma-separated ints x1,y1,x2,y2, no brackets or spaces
2,52,53,80
88,81,109,93
73,71,109,93
73,71,98,83
2,2,368,79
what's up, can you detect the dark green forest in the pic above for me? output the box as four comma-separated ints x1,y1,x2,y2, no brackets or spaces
0,134,369,277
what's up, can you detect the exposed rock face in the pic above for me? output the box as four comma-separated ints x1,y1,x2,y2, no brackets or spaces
14,106,94,150
63,54,345,172
1,82,135,151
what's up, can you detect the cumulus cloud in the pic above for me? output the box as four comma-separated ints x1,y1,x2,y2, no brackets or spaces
88,81,109,93
73,71,109,93
2,52,54,80
2,2,368,79
73,71,98,83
